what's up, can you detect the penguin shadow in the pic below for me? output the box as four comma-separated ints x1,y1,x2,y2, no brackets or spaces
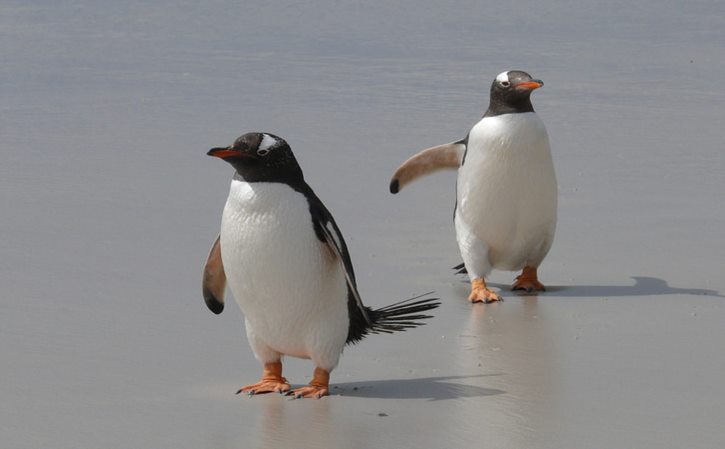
489,276,724,299
331,374,505,401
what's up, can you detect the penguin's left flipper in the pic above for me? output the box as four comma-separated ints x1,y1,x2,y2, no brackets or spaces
305,188,372,325
389,140,465,194
202,234,226,314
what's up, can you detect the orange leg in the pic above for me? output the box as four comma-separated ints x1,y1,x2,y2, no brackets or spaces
288,367,330,399
237,361,291,396
512,266,546,292
469,278,502,303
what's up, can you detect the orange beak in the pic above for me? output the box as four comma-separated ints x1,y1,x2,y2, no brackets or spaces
207,147,251,159
516,80,544,90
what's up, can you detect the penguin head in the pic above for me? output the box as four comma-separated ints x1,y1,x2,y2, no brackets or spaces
486,70,543,117
207,132,304,183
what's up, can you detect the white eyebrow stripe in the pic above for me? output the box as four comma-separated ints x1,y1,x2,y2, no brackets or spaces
259,134,278,151
495,71,509,83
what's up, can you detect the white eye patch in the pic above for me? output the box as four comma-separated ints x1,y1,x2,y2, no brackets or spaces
495,71,509,84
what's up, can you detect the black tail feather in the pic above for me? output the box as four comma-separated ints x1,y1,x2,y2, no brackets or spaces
452,262,467,274
346,291,440,345
369,292,440,334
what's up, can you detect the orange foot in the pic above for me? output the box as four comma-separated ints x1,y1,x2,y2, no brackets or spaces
289,384,329,399
287,367,329,399
469,278,502,303
512,266,546,293
237,361,291,396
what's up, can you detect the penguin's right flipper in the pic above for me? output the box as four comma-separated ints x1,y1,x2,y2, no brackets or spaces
389,141,465,194
202,235,226,314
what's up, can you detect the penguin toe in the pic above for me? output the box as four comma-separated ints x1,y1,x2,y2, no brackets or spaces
289,385,329,399
469,287,502,303
237,378,291,396
512,279,546,292
512,267,546,293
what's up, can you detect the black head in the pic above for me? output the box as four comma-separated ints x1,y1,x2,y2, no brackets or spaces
207,132,304,183
485,70,544,117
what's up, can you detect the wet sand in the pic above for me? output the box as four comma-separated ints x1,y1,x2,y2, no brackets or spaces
2,1,724,448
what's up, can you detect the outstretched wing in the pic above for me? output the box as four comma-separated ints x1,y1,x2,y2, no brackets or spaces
303,186,372,325
389,139,466,194
202,235,226,314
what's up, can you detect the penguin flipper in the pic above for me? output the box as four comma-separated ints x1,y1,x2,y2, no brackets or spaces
202,235,226,314
302,187,373,326
389,141,465,193
314,212,372,325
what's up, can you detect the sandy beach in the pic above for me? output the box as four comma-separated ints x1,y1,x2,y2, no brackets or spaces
2,1,724,448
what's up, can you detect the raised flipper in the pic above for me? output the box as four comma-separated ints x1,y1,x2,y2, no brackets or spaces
202,235,226,314
389,141,465,194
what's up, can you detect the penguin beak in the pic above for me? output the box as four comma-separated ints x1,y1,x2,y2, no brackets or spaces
516,80,544,91
207,147,253,159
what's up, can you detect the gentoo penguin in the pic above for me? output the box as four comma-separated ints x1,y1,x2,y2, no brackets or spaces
203,132,439,398
389,70,557,303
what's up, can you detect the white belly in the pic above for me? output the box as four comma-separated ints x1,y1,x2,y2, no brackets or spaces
219,179,349,362
457,113,557,270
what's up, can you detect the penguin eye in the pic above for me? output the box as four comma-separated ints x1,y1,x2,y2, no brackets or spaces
500,81,510,87
257,148,270,156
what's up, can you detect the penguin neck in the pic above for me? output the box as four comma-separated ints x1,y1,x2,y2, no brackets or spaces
232,163,305,186
484,96,535,118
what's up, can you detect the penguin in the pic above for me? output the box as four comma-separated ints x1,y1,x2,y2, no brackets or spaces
389,70,557,303
203,132,440,399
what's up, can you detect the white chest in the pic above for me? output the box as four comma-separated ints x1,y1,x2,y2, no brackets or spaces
219,180,327,295
218,179,348,356
456,113,558,267
464,113,550,169
459,113,555,207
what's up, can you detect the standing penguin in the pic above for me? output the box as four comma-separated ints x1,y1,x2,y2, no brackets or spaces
203,132,439,398
389,70,557,303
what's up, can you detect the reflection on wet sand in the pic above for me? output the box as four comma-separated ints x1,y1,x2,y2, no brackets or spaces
252,396,364,449
452,296,562,446
244,294,562,448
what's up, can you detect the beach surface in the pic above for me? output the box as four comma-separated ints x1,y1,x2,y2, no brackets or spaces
2,1,724,448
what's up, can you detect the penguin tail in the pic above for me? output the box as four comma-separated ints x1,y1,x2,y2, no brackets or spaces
452,262,467,274
346,292,440,345
369,292,440,334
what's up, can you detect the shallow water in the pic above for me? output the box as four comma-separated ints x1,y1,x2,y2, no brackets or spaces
2,1,725,448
